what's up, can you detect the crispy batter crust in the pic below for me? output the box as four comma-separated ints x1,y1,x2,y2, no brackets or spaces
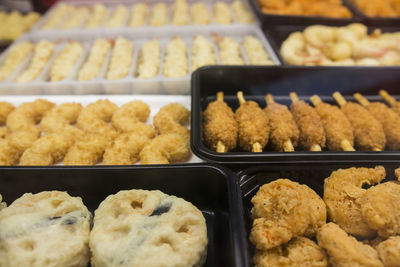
0,102,14,124
376,236,400,267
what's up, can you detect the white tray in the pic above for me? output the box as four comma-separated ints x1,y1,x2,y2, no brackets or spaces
2,94,203,165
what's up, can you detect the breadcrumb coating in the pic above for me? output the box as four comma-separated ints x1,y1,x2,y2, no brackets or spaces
232,0,254,23
60,7,88,29
136,39,160,79
171,0,189,26
191,2,211,25
149,3,168,26
163,37,188,78
78,38,111,81
376,236,400,267
214,2,232,24
85,4,107,29
243,36,273,65
0,102,14,124
104,5,128,28
50,41,84,82
106,36,133,80
218,37,245,65
153,103,190,137
42,4,74,30
191,35,217,70
0,41,34,81
0,130,40,165
129,3,148,27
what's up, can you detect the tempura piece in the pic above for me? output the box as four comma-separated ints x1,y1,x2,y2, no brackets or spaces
0,41,34,82
149,3,168,26
191,2,211,25
191,35,217,70
50,41,84,82
78,38,111,81
214,2,232,24
243,36,273,65
129,3,148,27
136,39,160,79
106,36,133,80
376,236,400,267
42,4,74,30
171,0,189,25
104,5,128,28
0,130,40,165
163,37,188,78
216,36,245,65
153,103,190,137
60,7,88,29
232,0,254,23
85,4,107,29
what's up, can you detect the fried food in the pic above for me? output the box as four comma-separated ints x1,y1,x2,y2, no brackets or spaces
136,39,160,79
163,37,188,78
0,102,14,124
243,36,273,65
191,2,211,25
232,0,254,23
203,92,238,152
104,4,128,28
235,91,269,152
111,100,155,138
85,3,107,29
265,94,299,152
171,0,189,26
323,166,386,238
350,0,400,17
19,134,72,166
310,95,354,151
153,103,190,137
216,35,245,65
0,130,40,165
317,223,383,267
290,93,326,151
106,36,133,80
333,92,386,151
0,194,5,210
253,237,328,267
214,2,232,24
0,41,34,82
250,179,326,250
0,127,9,139
103,133,150,165
355,93,400,150
60,7,88,30
42,4,74,29
129,3,148,27
149,3,168,26
376,236,400,267
78,38,111,81
76,100,118,139
50,41,84,82
380,90,400,116
191,35,217,70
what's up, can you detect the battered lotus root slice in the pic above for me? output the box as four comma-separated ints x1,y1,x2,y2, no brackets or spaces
317,223,383,267
0,191,91,267
323,166,386,238
253,237,328,267
90,189,208,267
250,179,326,250
375,236,400,267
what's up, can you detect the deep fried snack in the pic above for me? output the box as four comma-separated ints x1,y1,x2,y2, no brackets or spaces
310,95,355,151
76,100,118,138
253,237,328,267
216,35,245,65
235,91,269,152
153,103,190,137
85,3,107,28
129,3,148,27
0,127,9,139
171,0,189,26
355,93,400,150
6,99,54,133
106,36,133,80
250,179,326,249
104,4,128,28
290,92,325,151
376,236,400,267
191,35,217,70
203,92,238,152
214,2,232,24
265,94,299,152
19,134,72,166
333,92,386,151
323,166,386,238
136,39,160,79
111,100,155,138
149,3,168,26
60,7,88,30
380,90,400,116
140,133,190,164
78,38,111,81
0,102,14,124
103,133,150,165
318,223,383,267
50,41,84,82
0,130,40,165
0,41,34,82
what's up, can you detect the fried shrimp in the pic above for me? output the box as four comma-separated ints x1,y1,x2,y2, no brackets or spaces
111,100,155,138
333,92,386,151
19,134,72,166
203,92,238,152
323,166,386,238
317,223,383,267
154,103,190,137
0,102,14,124
310,95,354,151
355,93,400,150
235,91,269,152
6,99,54,133
376,236,400,267
0,130,40,165
103,133,150,165
264,94,299,152
380,89,400,116
290,92,325,151
76,100,118,138
250,179,326,250
253,237,328,267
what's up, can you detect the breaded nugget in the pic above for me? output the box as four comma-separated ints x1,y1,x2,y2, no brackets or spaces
0,102,14,124
253,237,328,267
0,130,40,165
103,133,150,165
111,100,155,138
140,133,190,164
19,134,72,166
290,96,325,151
0,127,9,139
323,166,385,238
250,179,326,249
376,236,400,267
317,223,383,267
265,94,299,152
203,92,238,152
76,100,118,138
153,103,190,137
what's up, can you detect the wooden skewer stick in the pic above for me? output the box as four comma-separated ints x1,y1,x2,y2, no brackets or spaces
265,93,274,105
354,93,370,107
379,89,397,106
310,94,322,106
333,91,347,108
216,91,226,153
237,91,262,152
310,144,322,151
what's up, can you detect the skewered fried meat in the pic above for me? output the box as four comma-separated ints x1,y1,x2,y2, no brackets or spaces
203,92,238,152
290,92,325,151
380,90,400,116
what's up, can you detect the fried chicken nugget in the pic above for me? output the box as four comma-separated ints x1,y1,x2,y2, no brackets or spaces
317,223,383,267
0,102,14,124
250,179,326,250
253,237,328,267
153,103,190,137
111,100,155,138
0,130,40,165
323,166,386,238
19,134,72,166
376,236,400,267
76,100,118,138
103,133,150,165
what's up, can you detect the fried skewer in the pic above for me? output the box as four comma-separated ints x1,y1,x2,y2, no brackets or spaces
290,92,325,151
379,90,400,115
333,92,385,151
310,95,355,151
264,94,299,152
354,93,400,150
235,91,269,152
203,92,238,153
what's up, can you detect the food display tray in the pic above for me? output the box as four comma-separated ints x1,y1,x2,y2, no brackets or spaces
2,94,203,165
249,0,362,27
191,65,400,164
0,26,279,95
238,162,400,267
0,163,247,267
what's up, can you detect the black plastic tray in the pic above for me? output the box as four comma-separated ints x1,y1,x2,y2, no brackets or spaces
191,66,400,164
238,162,400,266
249,0,363,27
0,164,246,267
